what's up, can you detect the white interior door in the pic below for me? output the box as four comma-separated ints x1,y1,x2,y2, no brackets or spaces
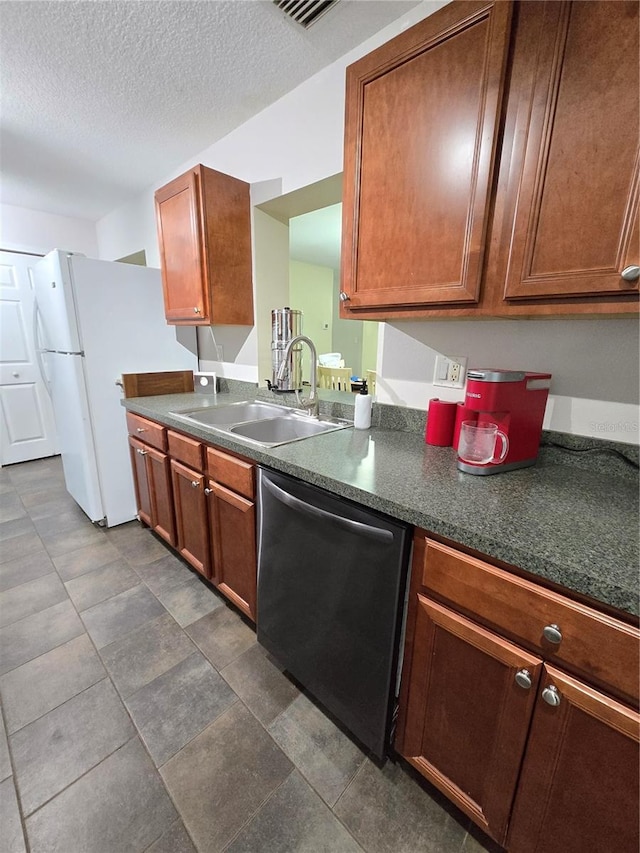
0,251,59,465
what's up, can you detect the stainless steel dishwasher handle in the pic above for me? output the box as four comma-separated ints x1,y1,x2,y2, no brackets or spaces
262,476,394,544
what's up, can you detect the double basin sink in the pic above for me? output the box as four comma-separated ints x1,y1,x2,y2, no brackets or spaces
170,400,353,448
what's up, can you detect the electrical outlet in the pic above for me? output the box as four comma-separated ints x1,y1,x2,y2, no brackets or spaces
433,355,468,389
449,361,462,384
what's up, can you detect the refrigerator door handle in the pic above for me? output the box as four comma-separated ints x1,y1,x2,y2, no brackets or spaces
32,300,52,397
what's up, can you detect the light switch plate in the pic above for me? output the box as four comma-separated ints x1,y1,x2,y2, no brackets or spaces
433,356,467,389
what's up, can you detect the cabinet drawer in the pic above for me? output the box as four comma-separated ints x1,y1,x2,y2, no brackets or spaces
420,538,640,705
168,430,204,471
206,447,254,499
125,413,167,452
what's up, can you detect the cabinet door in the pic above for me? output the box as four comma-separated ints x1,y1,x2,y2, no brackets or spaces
399,594,542,845
508,665,640,853
499,1,639,301
129,436,152,527
170,460,211,578
146,446,176,548
155,165,253,326
341,0,512,311
207,480,256,622
155,170,207,324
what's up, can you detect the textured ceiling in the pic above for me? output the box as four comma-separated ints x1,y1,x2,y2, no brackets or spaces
0,0,421,222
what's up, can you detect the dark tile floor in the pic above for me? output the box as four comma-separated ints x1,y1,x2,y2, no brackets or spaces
0,457,500,853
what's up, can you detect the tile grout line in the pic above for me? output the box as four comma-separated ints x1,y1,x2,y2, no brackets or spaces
219,761,298,852
17,735,141,825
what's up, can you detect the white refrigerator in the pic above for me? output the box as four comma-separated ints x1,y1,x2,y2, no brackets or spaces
34,250,198,527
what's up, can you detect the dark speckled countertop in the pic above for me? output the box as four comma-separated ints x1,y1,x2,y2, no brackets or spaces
123,387,639,618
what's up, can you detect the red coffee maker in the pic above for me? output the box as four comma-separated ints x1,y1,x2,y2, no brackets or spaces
457,369,552,475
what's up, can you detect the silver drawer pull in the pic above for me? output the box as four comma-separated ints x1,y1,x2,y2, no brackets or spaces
543,624,562,644
193,307,201,314
204,487,213,496
515,669,532,690
136,448,147,456
541,685,561,707
191,480,199,488
136,427,146,433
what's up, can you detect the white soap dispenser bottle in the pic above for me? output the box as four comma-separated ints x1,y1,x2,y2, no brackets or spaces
354,380,372,429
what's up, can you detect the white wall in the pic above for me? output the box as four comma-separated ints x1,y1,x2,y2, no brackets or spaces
0,203,98,256
377,320,639,444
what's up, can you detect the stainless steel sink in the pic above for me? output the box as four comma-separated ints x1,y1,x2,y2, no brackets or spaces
229,414,348,446
173,401,287,427
170,400,352,447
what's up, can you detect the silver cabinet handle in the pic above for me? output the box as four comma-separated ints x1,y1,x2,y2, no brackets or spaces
191,480,199,488
136,427,146,433
204,487,213,496
136,448,148,456
541,685,561,707
193,307,201,314
515,669,533,690
543,624,562,644
339,291,350,302
621,265,640,282
12,371,19,377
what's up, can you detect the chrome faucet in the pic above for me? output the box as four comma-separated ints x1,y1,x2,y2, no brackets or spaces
277,334,319,418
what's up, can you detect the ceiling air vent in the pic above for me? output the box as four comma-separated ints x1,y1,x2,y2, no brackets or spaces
273,0,340,29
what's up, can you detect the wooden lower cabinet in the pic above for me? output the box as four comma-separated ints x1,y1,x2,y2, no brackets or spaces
129,436,152,527
128,436,176,546
207,480,256,621
170,459,211,578
396,533,640,850
128,420,258,618
507,666,640,853
400,595,542,844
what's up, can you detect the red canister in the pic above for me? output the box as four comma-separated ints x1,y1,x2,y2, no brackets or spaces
425,399,457,446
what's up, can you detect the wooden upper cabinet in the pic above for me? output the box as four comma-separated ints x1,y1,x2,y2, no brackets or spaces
340,0,639,319
340,0,513,311
496,1,639,302
155,164,254,326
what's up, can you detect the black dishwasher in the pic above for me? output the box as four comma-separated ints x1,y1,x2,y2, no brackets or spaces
257,467,411,758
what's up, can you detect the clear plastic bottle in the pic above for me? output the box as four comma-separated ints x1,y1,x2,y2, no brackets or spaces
354,380,372,429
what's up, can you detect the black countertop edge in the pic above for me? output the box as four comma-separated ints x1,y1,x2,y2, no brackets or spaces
122,390,639,618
